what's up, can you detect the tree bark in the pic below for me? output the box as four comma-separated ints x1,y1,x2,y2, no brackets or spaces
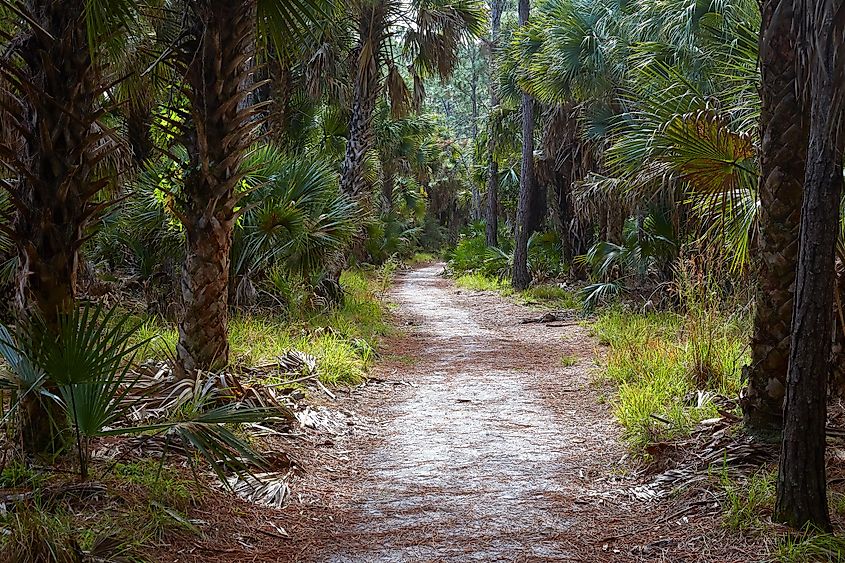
774,0,845,530
485,0,504,247
742,0,807,435
469,45,482,222
340,9,382,200
511,0,536,291
2,1,108,453
176,0,257,374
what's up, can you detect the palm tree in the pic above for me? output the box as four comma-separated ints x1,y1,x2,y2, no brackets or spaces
339,0,487,200
741,0,806,435
0,0,133,325
511,0,535,290
775,0,845,530
166,0,261,373
0,0,135,451
162,0,331,374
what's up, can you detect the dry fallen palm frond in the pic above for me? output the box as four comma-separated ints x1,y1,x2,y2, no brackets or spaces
226,471,294,509
277,350,319,378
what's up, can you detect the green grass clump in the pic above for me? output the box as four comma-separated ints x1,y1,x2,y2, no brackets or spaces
455,273,513,293
114,460,197,509
0,460,46,489
411,252,436,264
777,533,845,562
560,354,578,367
133,269,388,386
593,308,747,452
230,270,386,384
520,284,580,309
720,468,775,532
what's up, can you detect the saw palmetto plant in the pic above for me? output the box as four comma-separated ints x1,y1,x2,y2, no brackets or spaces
0,303,282,482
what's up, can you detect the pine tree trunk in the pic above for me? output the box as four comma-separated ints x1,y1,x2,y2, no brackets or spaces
485,0,504,248
512,0,535,291
175,0,257,374
486,158,499,246
742,0,807,434
774,0,844,530
469,47,482,222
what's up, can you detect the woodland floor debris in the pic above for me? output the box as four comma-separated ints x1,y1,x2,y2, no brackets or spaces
151,262,815,563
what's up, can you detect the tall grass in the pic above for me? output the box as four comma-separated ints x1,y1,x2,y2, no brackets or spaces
593,306,748,452
135,269,388,385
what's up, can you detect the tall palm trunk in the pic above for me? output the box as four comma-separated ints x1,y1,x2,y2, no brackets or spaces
542,106,576,266
175,0,258,374
512,0,536,290
340,9,383,199
775,0,845,530
4,1,100,324
742,0,807,434
485,0,504,247
1,1,108,452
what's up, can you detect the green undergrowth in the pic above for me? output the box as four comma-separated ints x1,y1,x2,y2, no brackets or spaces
410,251,437,264
718,467,845,561
133,268,389,385
777,532,845,562
454,272,581,311
592,307,748,453
455,273,514,294
719,467,776,532
0,459,202,561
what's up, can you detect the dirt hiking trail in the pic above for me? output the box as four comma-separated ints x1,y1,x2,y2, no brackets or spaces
274,264,759,563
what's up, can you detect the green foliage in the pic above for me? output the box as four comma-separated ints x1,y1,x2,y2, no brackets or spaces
578,213,679,310
720,468,776,532
0,460,46,489
593,307,746,452
228,269,387,384
776,533,845,563
521,285,580,309
0,304,281,482
113,459,197,510
236,147,358,283
560,355,578,367
0,502,86,563
455,273,513,293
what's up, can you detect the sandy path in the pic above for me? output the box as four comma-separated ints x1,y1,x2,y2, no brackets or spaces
158,264,771,563
315,264,629,562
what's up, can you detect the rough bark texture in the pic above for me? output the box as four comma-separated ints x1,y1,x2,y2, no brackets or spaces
511,0,535,291
775,0,845,530
340,7,384,199
741,0,807,434
0,1,110,453
176,0,258,374
469,46,482,222
4,1,98,324
485,0,504,248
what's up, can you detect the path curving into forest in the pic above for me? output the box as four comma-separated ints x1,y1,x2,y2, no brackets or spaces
312,264,633,562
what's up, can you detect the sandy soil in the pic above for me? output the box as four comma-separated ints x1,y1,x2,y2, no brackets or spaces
173,264,769,563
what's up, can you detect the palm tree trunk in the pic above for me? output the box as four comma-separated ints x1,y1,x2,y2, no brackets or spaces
485,0,504,247
175,0,258,374
340,24,380,199
1,1,106,453
742,0,807,434
775,0,845,530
